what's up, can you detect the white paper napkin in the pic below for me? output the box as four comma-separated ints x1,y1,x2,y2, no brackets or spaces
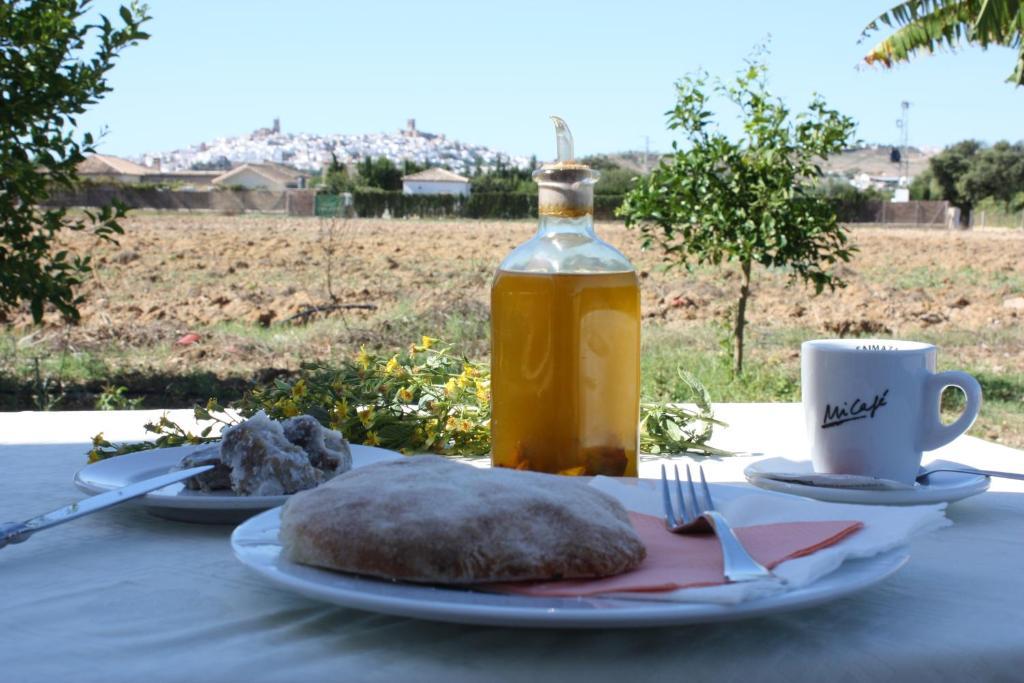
587,476,950,604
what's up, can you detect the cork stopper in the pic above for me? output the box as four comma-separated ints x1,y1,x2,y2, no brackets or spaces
533,117,599,218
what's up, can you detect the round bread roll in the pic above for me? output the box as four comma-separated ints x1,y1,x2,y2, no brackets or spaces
279,455,646,584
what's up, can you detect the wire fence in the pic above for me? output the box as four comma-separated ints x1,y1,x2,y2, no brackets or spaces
970,208,1024,229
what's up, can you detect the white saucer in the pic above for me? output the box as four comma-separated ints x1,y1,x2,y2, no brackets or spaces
744,458,990,506
74,443,403,523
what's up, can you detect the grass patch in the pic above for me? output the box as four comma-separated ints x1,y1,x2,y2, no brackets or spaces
641,326,799,403
643,324,1024,446
872,264,1024,294
3,317,1021,449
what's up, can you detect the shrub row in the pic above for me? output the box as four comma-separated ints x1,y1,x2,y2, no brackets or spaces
317,191,626,221
320,190,937,224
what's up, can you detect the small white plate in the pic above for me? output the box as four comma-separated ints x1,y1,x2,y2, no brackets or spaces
74,444,403,524
231,506,910,629
745,458,990,506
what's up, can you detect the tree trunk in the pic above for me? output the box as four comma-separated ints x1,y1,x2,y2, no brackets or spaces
733,259,752,375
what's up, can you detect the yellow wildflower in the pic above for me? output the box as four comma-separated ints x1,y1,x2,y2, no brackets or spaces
356,345,370,370
364,431,381,446
358,407,375,428
460,418,473,432
462,364,478,378
456,373,470,389
278,400,300,417
444,378,458,395
384,355,401,376
475,380,489,403
445,416,459,431
397,386,414,403
334,399,350,417
421,335,435,349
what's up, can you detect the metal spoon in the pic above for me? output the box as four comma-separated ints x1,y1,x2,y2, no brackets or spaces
917,466,1024,482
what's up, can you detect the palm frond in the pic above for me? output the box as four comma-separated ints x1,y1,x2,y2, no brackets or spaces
864,2,976,66
1012,44,1024,81
972,0,1022,45
861,0,969,39
862,0,1024,84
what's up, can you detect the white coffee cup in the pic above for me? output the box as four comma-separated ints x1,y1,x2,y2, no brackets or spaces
801,339,982,484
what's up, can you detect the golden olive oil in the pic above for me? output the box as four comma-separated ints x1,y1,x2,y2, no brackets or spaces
490,270,640,476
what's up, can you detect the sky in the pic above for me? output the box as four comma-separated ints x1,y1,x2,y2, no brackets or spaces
78,0,1023,160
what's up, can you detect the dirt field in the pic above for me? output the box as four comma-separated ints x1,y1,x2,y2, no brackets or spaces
3,214,1023,445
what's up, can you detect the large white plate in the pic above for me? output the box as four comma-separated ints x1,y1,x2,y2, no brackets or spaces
744,458,990,506
231,507,910,629
74,444,403,524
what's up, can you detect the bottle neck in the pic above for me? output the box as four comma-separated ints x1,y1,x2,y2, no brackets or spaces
536,213,596,238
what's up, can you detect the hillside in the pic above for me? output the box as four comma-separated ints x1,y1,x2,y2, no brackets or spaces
598,145,936,179
822,145,935,178
139,120,532,176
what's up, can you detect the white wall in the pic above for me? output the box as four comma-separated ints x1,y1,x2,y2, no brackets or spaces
402,180,470,196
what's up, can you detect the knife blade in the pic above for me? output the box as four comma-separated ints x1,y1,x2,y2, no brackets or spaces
0,464,213,549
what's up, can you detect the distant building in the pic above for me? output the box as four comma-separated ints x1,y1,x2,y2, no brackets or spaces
77,154,155,184
402,168,470,196
851,172,906,192
77,153,222,187
212,163,307,190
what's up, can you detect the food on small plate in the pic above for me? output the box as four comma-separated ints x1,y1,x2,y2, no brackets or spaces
179,445,233,490
179,411,353,496
279,455,646,584
281,414,352,473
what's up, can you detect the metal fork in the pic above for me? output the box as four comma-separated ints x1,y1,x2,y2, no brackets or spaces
660,464,775,583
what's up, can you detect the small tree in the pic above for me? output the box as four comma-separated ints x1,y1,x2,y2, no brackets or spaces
928,139,982,212
959,140,1024,206
0,1,149,323
322,154,358,194
619,57,857,374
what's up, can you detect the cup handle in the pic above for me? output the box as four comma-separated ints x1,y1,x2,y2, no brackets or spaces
919,371,982,452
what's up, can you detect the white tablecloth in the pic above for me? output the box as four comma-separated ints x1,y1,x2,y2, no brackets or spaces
2,405,1023,683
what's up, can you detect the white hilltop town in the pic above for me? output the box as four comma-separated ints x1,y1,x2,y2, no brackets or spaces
137,119,533,176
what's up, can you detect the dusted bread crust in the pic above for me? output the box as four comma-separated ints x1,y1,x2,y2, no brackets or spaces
279,455,646,584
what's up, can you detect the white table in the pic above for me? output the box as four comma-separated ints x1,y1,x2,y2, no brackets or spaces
2,405,1023,683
